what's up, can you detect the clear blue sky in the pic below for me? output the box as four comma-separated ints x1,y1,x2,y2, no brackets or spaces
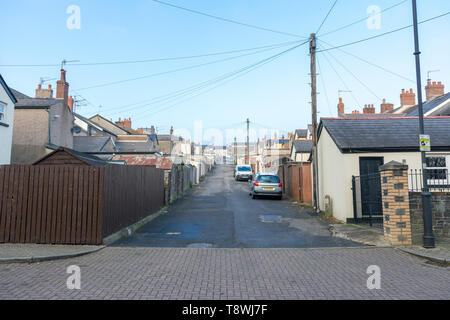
1,0,449,143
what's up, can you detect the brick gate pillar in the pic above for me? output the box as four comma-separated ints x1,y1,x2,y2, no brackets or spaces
379,161,413,246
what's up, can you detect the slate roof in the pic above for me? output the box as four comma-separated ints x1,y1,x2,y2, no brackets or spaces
389,92,450,116
9,88,29,100
14,97,61,108
295,129,308,139
319,117,450,153
73,136,114,153
115,140,157,153
293,140,313,153
0,74,17,104
407,92,450,116
157,134,183,142
73,112,118,137
89,114,130,135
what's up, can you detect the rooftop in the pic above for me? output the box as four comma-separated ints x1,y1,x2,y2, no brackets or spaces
319,116,450,153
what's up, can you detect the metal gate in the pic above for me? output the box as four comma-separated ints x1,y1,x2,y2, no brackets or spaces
351,172,383,228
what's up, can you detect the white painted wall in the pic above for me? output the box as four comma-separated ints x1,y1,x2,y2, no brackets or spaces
317,128,449,222
293,152,310,162
0,84,15,164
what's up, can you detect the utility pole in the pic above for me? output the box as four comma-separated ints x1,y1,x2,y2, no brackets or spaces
234,137,237,165
246,118,250,165
412,0,435,248
310,33,319,212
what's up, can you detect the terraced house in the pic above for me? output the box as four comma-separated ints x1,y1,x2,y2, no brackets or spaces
0,74,18,164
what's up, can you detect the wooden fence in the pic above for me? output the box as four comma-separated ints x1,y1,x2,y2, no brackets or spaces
102,165,164,238
0,164,164,244
278,162,312,204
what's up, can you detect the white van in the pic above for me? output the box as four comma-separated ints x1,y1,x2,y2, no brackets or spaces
234,165,253,181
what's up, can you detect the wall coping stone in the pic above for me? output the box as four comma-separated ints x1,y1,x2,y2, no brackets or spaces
379,161,408,172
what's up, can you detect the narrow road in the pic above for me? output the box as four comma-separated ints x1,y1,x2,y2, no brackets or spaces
2,166,449,300
113,164,361,248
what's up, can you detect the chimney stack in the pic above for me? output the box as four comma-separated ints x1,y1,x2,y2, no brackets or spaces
400,88,416,107
35,84,54,98
170,126,174,135
68,96,74,111
123,118,131,129
425,81,444,101
363,104,375,114
352,110,360,115
380,98,394,113
337,97,345,115
56,69,69,107
115,117,132,129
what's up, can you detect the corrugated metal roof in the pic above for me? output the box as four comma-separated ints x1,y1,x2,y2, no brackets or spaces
114,155,173,170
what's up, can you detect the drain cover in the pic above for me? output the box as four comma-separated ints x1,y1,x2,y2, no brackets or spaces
187,243,214,248
259,215,282,223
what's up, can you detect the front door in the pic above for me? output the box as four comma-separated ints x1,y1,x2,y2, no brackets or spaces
359,157,384,217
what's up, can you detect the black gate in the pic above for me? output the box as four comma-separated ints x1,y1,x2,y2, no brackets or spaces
351,158,384,228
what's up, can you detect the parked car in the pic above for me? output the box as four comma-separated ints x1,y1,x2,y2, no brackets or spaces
235,165,253,181
250,173,282,200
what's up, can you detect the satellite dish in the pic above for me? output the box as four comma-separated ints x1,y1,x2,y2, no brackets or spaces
71,126,82,134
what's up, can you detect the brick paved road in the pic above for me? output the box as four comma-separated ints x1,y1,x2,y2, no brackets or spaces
1,247,449,299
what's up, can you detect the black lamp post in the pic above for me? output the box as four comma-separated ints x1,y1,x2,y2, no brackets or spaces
412,0,435,248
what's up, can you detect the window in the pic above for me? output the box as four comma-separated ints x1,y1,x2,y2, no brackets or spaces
425,156,448,183
426,157,446,168
256,175,280,183
0,102,5,122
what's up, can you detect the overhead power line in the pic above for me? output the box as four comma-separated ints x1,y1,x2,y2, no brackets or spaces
75,40,303,92
322,49,382,101
109,40,309,118
317,39,415,83
150,0,307,38
316,55,332,115
126,40,310,117
320,0,408,37
316,0,339,34
0,40,301,68
320,49,361,108
317,11,450,52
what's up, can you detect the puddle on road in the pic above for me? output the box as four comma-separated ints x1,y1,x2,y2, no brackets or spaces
259,215,282,223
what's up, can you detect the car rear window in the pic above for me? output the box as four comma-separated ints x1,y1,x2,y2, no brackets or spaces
257,175,280,183
238,166,252,171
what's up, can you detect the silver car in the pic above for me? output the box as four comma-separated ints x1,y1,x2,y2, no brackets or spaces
250,173,282,200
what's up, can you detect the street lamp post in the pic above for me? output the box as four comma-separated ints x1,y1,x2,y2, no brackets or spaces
411,0,435,248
